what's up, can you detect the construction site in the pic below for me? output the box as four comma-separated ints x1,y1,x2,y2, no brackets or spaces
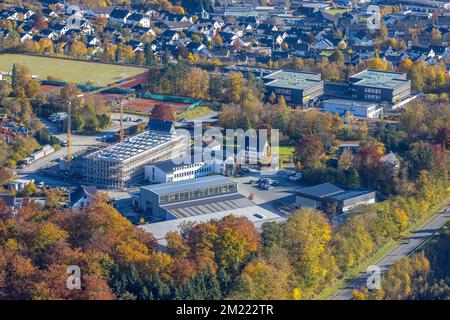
85,129,187,189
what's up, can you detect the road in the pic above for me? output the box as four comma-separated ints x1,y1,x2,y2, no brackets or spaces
16,114,144,178
331,206,450,300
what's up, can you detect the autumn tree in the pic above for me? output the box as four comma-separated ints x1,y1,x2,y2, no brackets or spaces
69,40,88,58
32,14,48,30
431,28,442,45
282,209,334,290
183,67,210,99
293,135,324,169
227,72,244,103
230,259,291,299
150,103,175,121
367,57,388,71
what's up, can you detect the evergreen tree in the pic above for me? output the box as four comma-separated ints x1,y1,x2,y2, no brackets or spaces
346,168,361,189
11,64,18,92
146,44,155,67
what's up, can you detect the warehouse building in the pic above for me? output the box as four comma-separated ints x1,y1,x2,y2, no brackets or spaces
85,128,187,189
322,98,383,118
349,70,411,104
263,69,324,106
134,176,250,220
296,182,376,213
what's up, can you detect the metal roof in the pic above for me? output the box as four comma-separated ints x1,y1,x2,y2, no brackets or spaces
323,98,379,109
87,130,181,162
139,206,285,246
297,182,375,201
350,70,410,90
298,182,344,198
161,193,253,219
263,69,323,90
141,175,236,196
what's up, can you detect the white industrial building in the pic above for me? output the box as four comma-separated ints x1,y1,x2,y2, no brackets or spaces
322,98,383,118
144,152,235,183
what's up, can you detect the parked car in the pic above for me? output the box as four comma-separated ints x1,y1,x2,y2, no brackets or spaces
240,167,251,174
289,172,302,181
259,183,274,190
261,178,278,186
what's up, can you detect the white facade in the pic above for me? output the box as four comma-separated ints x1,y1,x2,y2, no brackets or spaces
323,99,383,118
145,156,235,183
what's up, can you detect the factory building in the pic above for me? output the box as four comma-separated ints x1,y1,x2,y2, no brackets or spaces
85,121,187,188
134,176,248,221
263,69,324,106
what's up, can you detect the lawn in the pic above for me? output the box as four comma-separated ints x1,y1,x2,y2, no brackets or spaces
324,9,349,16
0,54,147,86
274,146,295,163
175,106,215,120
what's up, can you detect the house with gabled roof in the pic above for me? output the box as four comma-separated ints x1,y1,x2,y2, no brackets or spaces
127,13,151,27
109,7,131,24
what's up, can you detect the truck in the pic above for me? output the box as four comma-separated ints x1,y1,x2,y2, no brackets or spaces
29,145,56,163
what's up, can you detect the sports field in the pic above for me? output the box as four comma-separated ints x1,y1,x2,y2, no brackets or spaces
123,98,190,114
0,54,147,86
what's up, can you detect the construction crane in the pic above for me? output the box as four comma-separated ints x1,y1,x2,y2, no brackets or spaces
113,93,134,142
61,83,135,169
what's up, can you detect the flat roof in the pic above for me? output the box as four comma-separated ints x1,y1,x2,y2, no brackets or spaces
350,70,409,90
86,130,181,162
297,182,375,201
139,206,285,246
141,175,236,196
323,98,379,109
298,182,344,198
263,70,323,90
161,193,253,219
330,189,374,201
149,150,229,174
225,64,276,76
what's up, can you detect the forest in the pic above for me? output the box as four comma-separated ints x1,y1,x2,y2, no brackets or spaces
0,161,448,300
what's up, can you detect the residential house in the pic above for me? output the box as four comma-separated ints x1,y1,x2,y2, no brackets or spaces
127,13,151,27
109,8,131,24
69,185,98,210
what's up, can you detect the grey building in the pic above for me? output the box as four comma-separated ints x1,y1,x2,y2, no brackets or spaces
85,129,187,189
136,175,247,220
263,70,324,106
296,182,376,213
349,70,411,104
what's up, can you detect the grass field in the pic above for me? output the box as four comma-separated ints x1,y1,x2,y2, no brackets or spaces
0,54,147,86
324,9,349,16
175,106,215,120
274,146,295,163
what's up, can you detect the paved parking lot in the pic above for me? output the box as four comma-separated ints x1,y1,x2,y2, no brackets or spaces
231,168,301,215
